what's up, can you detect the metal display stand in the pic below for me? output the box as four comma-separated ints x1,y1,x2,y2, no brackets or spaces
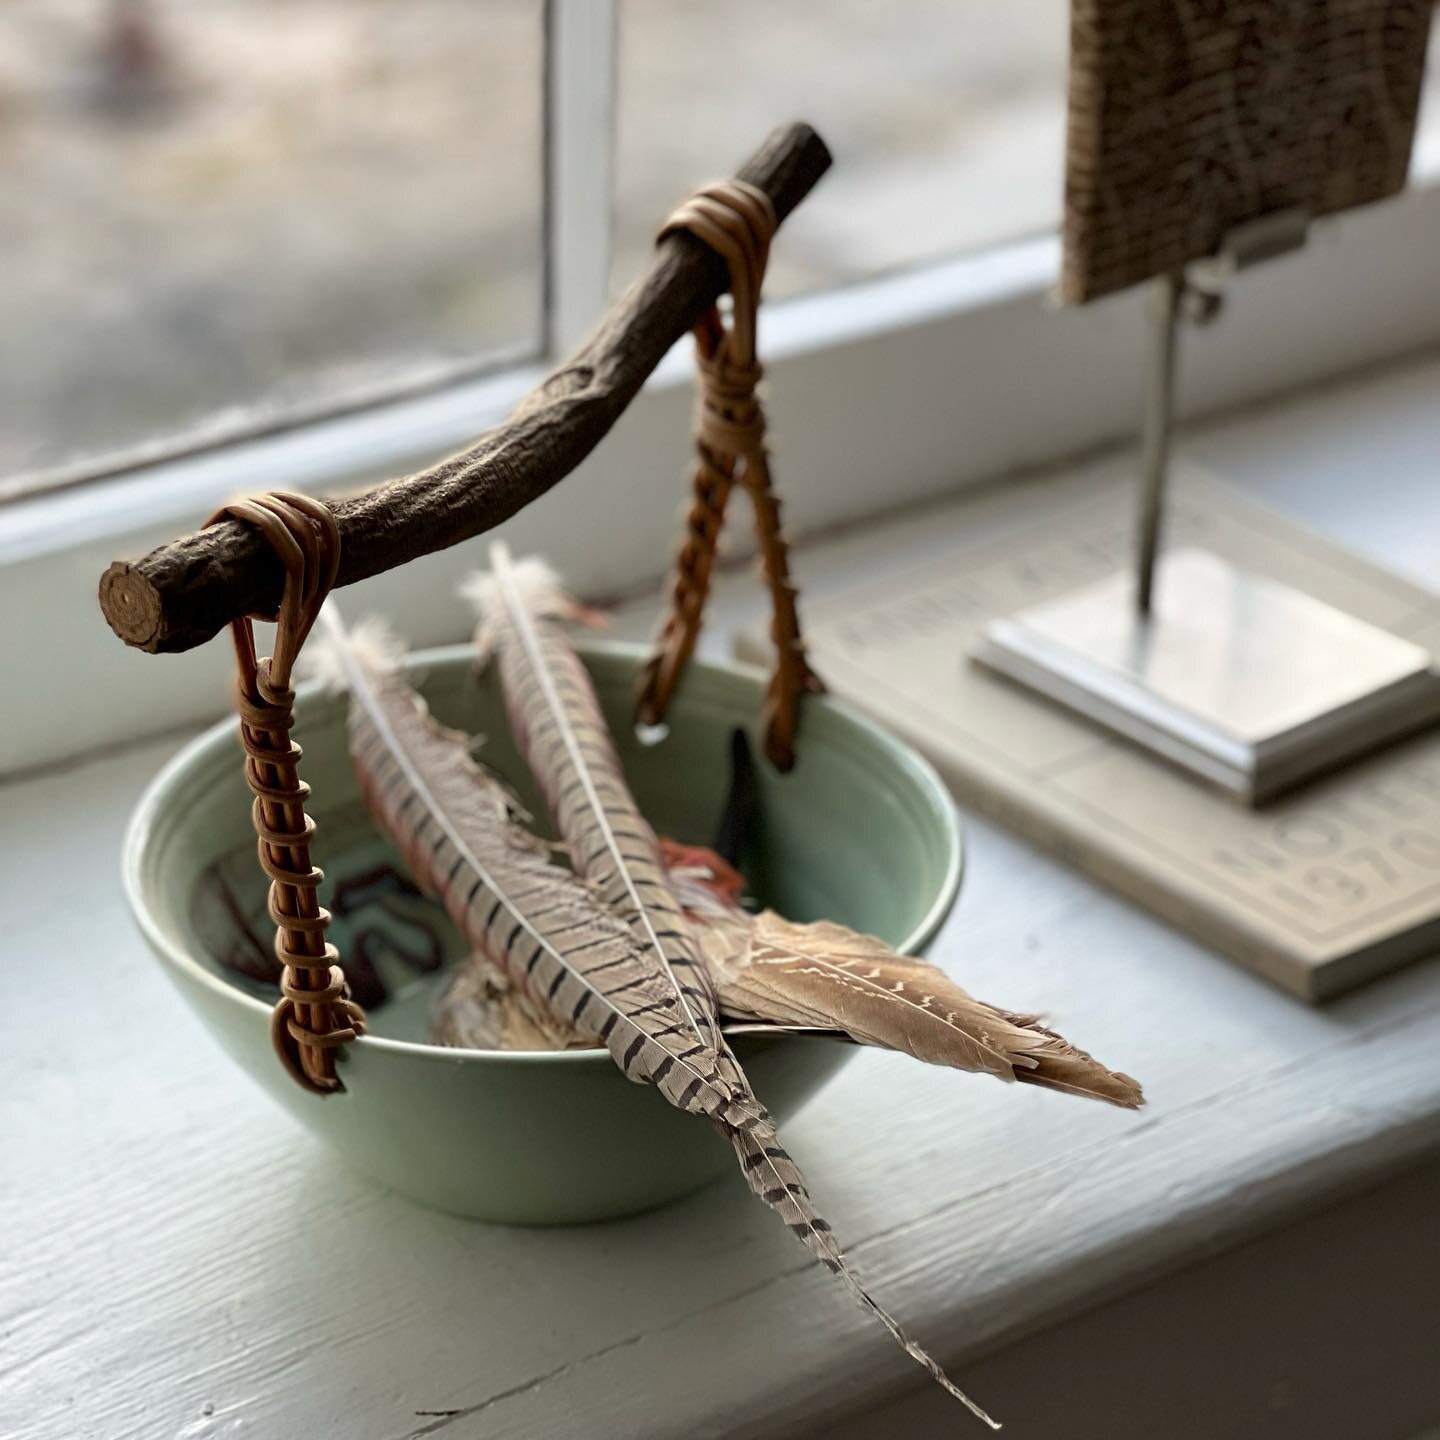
973,214,1440,803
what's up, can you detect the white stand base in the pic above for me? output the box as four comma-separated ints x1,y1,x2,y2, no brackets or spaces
971,548,1440,803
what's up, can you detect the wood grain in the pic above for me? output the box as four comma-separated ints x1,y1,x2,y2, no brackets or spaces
96,122,831,655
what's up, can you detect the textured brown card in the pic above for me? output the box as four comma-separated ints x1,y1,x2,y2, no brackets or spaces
737,469,1440,1001
1062,0,1432,302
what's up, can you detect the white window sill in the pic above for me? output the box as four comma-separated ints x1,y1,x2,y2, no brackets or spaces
6,349,1440,1438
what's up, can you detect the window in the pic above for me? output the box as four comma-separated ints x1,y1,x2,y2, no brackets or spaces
7,2,1439,499
614,0,1068,298
0,0,542,487
5,2,1440,776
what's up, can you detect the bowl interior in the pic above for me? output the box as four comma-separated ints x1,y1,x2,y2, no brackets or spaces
133,642,961,1053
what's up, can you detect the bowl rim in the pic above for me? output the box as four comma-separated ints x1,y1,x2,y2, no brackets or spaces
122,639,962,1069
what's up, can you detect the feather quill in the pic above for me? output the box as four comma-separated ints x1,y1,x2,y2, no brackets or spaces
462,555,1000,1429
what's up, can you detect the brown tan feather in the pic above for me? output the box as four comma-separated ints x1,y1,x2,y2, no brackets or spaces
694,906,1143,1109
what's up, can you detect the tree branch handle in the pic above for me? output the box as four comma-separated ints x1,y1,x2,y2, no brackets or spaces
98,123,832,655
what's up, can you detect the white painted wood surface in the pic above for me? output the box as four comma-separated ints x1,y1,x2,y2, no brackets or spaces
4,355,1440,1439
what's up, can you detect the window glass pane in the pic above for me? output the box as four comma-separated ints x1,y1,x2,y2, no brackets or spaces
2,0,542,483
614,0,1066,298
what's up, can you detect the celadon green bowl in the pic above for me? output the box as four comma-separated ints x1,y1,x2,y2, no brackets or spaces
124,642,961,1224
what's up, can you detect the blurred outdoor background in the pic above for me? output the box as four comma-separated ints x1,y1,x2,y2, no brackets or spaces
1,1,1436,483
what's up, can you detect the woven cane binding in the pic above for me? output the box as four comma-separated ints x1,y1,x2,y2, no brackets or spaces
207,491,364,1095
635,179,824,772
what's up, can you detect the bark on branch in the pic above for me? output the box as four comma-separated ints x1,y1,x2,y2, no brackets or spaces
98,122,832,654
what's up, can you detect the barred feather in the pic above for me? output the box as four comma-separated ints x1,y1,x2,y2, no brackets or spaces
728,1126,1000,1430
314,606,761,1127
462,555,1000,1425
465,546,729,1058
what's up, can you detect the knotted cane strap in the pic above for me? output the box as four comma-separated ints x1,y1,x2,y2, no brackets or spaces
635,179,824,772
206,491,364,1095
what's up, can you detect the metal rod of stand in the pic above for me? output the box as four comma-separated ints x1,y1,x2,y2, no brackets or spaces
1134,271,1183,615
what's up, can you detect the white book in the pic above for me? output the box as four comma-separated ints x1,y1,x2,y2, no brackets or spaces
738,469,1440,1001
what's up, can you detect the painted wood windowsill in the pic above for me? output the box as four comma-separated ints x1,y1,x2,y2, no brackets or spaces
4,351,1440,1440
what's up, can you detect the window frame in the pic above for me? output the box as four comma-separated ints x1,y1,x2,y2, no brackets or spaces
4,6,1440,777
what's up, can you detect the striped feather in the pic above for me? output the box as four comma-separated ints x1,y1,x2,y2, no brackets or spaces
461,556,999,1426
464,546,728,1056
314,606,760,1127
729,1126,1000,1430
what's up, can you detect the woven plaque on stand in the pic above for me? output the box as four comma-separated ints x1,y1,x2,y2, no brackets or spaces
1062,0,1432,302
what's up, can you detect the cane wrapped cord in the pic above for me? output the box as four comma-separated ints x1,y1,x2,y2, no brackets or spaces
636,179,823,772
206,491,364,1095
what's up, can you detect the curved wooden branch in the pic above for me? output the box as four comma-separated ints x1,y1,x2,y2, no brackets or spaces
99,122,832,654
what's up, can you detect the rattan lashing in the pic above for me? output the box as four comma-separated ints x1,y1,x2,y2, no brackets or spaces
208,491,364,1095
635,178,824,773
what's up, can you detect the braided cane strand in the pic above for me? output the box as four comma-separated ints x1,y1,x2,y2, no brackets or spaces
208,491,364,1094
635,180,823,771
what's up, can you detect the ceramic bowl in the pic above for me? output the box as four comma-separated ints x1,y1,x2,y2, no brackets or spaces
124,642,961,1223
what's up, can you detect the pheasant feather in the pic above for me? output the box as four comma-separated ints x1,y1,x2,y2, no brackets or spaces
439,883,1142,1109
461,555,1000,1428
312,607,761,1128
726,1127,997,1424
464,546,723,1048
690,903,1142,1109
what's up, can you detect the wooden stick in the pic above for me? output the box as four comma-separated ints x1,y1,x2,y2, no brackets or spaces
98,122,832,654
